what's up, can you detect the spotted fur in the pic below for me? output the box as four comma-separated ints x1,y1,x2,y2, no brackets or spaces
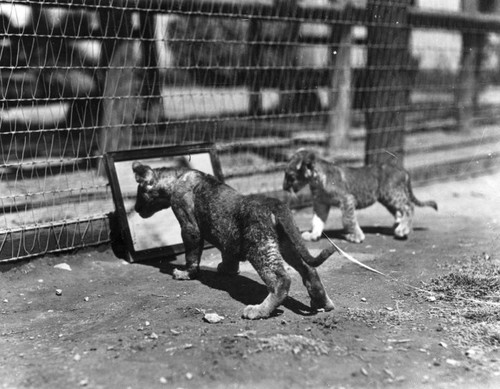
133,162,336,320
283,149,438,243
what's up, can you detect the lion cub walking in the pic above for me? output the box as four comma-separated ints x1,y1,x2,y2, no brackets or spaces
133,162,336,320
283,149,438,243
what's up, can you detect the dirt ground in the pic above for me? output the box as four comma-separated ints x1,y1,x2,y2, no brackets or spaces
1,171,500,389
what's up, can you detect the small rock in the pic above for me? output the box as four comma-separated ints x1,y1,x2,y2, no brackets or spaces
203,312,224,324
79,378,88,386
234,330,257,339
145,321,150,326
465,347,484,360
55,289,62,296
360,367,369,376
385,307,394,311
360,297,367,302
2,299,7,303
427,295,437,302
83,297,89,302
74,353,81,362
149,332,159,340
446,359,461,367
186,372,193,380
159,377,167,384
54,263,72,271
383,368,395,379
170,329,181,335
439,341,448,349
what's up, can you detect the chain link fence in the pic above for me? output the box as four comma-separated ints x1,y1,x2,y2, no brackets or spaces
1,0,500,261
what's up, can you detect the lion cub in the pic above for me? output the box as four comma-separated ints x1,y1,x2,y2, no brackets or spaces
132,162,336,320
283,149,438,243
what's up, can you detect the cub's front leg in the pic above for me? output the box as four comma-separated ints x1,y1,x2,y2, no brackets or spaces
302,202,330,241
173,223,204,280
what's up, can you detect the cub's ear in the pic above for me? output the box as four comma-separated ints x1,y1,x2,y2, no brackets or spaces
132,161,155,186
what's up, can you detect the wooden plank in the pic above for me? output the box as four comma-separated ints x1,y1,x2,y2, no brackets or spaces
327,23,353,151
364,0,411,165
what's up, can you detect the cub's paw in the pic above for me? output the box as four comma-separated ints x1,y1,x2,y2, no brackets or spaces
302,231,320,241
172,269,193,280
394,223,411,239
311,297,335,312
242,304,272,320
345,231,365,243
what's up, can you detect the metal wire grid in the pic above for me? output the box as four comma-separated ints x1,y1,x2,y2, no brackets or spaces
1,0,499,261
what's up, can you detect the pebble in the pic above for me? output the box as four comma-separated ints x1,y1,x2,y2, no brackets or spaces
54,263,72,271
84,297,89,302
55,289,62,296
203,313,224,324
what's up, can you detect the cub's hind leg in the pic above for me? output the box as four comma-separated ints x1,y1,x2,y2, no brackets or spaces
380,192,414,239
340,194,365,243
393,204,414,238
242,239,291,320
302,202,330,241
280,241,334,312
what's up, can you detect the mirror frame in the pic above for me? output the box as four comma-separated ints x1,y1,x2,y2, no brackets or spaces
104,143,223,262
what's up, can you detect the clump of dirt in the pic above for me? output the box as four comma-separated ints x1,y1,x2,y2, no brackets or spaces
427,253,500,301
424,253,500,351
344,306,419,328
252,334,330,356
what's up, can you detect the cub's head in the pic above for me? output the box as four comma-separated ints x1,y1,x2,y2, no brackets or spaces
132,161,172,218
283,149,317,193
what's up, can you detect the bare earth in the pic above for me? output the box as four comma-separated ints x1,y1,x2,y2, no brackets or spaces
1,171,500,389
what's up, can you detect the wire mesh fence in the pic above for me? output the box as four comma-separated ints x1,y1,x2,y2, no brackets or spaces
1,0,500,262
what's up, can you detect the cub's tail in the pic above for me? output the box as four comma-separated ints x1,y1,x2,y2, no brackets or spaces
272,203,337,267
407,178,438,211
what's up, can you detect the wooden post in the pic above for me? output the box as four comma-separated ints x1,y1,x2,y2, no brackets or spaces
274,0,300,115
455,0,498,131
364,0,411,166
327,23,352,152
247,19,262,116
454,31,482,132
139,12,162,122
96,9,141,176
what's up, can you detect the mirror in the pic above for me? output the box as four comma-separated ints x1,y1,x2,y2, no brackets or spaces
105,143,222,262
